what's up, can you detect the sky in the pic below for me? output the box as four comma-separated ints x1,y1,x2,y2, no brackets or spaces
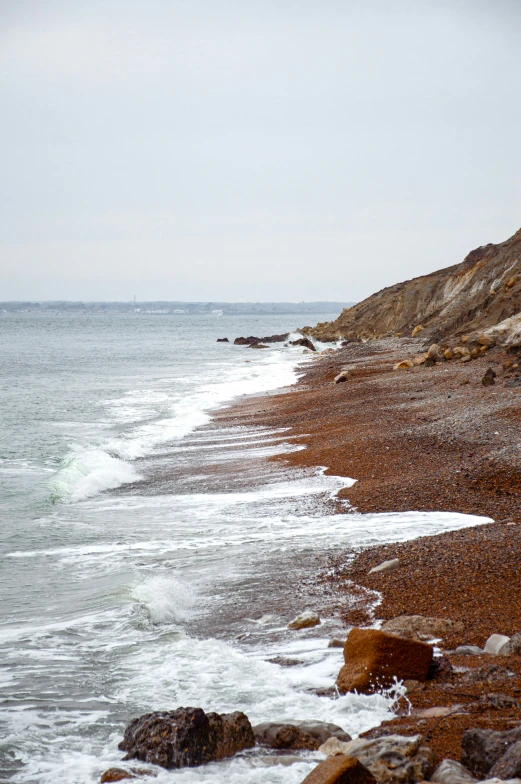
1,0,520,302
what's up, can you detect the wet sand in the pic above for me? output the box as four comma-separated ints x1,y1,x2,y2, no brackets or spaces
213,338,521,767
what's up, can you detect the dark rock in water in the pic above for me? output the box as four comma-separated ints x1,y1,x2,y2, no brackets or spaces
300,754,377,784
481,367,496,386
267,656,303,667
118,707,254,769
489,739,521,779
290,337,316,351
260,333,289,343
253,720,351,750
100,770,136,783
233,333,289,346
461,726,521,776
216,337,229,342
249,343,268,349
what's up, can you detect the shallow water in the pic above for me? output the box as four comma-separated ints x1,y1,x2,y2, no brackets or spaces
0,313,488,783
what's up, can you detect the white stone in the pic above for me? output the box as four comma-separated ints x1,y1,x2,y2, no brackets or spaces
369,558,400,575
484,633,511,654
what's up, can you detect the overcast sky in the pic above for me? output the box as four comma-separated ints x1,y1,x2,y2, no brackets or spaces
1,0,520,302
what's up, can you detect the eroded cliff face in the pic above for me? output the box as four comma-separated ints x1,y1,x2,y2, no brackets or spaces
304,228,521,345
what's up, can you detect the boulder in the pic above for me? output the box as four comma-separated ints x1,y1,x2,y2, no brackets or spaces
413,354,428,366
482,368,497,386
118,707,254,769
336,628,433,694
234,336,253,345
477,334,496,348
488,740,521,779
427,344,443,362
319,734,434,783
381,615,464,642
499,632,521,655
369,558,400,574
300,755,377,784
461,727,521,776
393,360,414,370
431,759,477,784
412,325,425,337
249,343,268,349
334,371,349,383
288,611,321,630
216,337,229,342
100,771,136,783
290,337,316,351
253,720,351,750
444,348,454,360
484,633,510,654
453,347,470,358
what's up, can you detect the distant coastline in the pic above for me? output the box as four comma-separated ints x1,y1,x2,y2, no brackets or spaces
0,300,354,316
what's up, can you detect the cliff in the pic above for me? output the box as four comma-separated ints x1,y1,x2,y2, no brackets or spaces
304,228,521,346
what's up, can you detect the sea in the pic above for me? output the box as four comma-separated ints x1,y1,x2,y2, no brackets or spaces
0,312,487,784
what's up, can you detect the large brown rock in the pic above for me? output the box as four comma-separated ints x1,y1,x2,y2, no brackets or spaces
300,754,377,784
118,707,254,769
336,628,433,694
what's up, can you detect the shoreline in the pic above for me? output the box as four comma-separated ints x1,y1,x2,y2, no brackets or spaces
212,337,521,770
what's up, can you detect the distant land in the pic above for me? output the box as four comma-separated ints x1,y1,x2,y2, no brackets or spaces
0,301,354,315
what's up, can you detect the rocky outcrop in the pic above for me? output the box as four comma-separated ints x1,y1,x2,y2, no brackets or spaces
118,707,254,769
336,628,433,694
319,733,434,783
234,333,289,345
300,754,377,784
253,720,351,750
303,228,521,346
216,337,229,342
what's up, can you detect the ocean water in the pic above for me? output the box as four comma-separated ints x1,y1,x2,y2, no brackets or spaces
0,312,488,784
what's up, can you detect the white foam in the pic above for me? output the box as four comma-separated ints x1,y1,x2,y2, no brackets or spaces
47,447,141,502
132,575,199,624
47,346,307,502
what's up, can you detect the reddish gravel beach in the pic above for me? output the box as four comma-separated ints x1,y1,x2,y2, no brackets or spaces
214,337,521,768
